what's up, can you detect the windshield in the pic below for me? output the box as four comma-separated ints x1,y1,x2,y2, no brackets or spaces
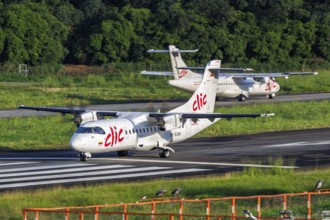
75,126,106,134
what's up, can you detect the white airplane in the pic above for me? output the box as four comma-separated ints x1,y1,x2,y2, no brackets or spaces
142,45,318,101
19,60,273,161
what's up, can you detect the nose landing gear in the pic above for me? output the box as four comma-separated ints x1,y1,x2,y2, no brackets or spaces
159,149,170,158
78,152,91,162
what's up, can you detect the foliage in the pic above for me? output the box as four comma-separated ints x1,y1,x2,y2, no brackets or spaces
0,2,68,65
0,1,329,66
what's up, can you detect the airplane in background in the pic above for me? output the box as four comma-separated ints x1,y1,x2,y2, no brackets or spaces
19,60,273,161
142,45,318,101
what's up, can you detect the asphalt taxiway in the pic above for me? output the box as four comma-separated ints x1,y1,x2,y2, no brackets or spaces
1,92,330,118
0,128,329,191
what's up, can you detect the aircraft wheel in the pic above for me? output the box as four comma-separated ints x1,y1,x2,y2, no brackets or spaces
79,153,87,162
238,95,246,102
159,149,170,158
267,94,273,99
117,150,128,157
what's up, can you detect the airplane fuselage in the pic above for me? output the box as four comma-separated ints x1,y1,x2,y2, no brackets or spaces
70,112,219,154
169,76,280,99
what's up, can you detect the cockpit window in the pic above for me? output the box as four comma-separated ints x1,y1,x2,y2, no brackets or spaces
75,126,105,134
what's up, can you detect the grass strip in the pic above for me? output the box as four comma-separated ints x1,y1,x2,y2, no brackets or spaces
0,69,329,109
1,100,329,151
1,166,329,219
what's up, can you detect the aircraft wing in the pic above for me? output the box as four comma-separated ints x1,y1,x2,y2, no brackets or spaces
18,105,118,116
149,112,274,119
180,113,274,119
177,66,317,78
225,72,318,78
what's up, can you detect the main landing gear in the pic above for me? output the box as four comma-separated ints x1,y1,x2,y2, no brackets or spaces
238,94,246,102
159,149,170,158
117,150,128,157
267,94,275,99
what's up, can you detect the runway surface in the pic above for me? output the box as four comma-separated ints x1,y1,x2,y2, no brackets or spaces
1,92,330,118
0,128,329,191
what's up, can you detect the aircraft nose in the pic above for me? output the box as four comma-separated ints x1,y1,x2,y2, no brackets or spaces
70,135,84,152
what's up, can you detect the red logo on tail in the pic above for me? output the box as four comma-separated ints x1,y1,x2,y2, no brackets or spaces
179,70,188,79
193,93,207,111
105,126,124,147
265,79,278,92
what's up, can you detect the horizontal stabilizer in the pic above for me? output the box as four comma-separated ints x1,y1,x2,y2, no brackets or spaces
148,49,198,53
141,70,174,76
177,67,253,72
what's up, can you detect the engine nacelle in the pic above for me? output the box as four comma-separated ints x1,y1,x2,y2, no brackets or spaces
156,115,183,131
73,111,104,126
253,77,271,83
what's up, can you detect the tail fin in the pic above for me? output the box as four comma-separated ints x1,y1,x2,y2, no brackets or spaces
169,60,221,113
168,45,201,79
147,45,200,79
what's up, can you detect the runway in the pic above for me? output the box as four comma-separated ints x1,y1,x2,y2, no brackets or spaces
1,92,330,118
0,128,329,191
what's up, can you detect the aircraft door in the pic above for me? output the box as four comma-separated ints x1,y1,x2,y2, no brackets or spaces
185,119,192,138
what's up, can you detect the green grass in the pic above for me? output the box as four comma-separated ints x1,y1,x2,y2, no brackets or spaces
0,67,329,219
1,100,329,151
198,100,330,137
276,69,330,94
0,69,329,109
1,167,330,220
0,72,188,109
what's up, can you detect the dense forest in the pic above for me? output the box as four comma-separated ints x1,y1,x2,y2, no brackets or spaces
0,0,329,66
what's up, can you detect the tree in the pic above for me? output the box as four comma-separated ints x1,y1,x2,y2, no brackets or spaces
0,2,68,65
82,12,134,64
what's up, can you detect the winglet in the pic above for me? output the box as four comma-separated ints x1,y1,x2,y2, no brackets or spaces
261,113,275,117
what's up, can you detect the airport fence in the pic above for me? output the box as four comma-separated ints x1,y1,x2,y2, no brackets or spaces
23,190,330,220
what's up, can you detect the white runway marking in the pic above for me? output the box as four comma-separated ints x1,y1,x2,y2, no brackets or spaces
0,160,210,190
0,162,91,173
0,161,39,166
0,168,209,189
0,164,133,178
0,157,77,161
0,166,171,183
97,158,299,169
264,141,330,148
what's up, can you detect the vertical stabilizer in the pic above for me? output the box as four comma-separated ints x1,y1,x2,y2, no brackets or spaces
168,45,200,79
169,60,221,113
